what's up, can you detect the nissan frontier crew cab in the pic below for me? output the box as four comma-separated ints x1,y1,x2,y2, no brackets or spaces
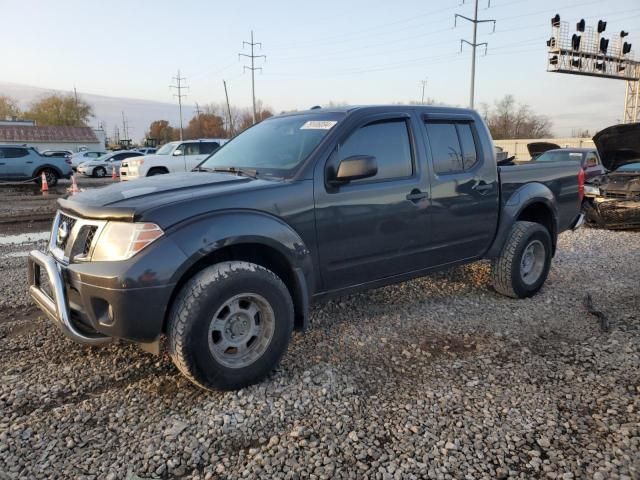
28,106,585,391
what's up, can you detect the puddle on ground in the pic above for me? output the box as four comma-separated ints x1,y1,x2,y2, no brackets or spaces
0,231,50,245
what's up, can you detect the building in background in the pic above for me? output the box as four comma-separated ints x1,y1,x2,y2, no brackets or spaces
0,120,105,152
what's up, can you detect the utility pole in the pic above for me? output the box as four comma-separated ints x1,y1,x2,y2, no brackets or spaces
239,31,266,124
170,69,188,140
223,80,235,137
194,102,202,138
121,111,129,145
455,0,496,109
420,78,428,104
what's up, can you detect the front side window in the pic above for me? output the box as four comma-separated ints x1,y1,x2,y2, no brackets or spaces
199,113,344,177
183,143,200,156
337,119,412,182
585,152,599,167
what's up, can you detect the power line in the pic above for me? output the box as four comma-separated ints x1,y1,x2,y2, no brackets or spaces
455,0,496,109
169,69,188,141
239,30,266,124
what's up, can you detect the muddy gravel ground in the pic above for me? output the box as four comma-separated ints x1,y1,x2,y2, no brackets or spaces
0,225,638,480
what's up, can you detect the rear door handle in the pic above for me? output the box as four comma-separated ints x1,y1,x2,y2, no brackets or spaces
406,190,428,202
473,182,493,193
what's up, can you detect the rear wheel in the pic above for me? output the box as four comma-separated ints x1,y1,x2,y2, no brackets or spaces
93,167,106,178
168,261,294,391
491,221,552,298
35,168,59,187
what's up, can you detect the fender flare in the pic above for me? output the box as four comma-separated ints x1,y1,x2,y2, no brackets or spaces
166,210,314,328
486,182,559,258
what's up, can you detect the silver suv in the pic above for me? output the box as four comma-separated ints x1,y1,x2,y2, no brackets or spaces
0,145,73,186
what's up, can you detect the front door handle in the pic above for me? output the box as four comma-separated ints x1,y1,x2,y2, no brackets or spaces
406,190,428,202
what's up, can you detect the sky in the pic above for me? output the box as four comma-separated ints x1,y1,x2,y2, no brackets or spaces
2,0,640,137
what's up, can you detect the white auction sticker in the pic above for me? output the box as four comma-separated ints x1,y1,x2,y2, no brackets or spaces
300,120,337,130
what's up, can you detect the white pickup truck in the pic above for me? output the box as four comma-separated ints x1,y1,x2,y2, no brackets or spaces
120,139,227,180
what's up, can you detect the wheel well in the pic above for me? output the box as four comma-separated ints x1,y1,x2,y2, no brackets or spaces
35,166,60,177
165,243,305,332
517,202,557,250
147,167,169,175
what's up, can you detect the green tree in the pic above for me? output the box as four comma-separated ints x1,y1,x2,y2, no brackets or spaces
26,94,93,126
0,95,21,120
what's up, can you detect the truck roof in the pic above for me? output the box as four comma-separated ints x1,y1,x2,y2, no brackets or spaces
276,105,476,117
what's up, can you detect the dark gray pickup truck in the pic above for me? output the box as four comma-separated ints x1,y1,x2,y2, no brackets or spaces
28,106,584,390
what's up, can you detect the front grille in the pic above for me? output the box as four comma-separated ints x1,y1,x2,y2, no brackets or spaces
68,225,98,259
55,213,77,250
84,226,97,255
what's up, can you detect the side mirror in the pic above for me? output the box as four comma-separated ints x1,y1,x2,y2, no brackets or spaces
173,149,183,156
330,155,377,184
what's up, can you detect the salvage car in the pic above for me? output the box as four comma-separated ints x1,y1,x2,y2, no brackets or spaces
583,122,640,229
77,150,143,177
532,147,605,180
27,105,584,391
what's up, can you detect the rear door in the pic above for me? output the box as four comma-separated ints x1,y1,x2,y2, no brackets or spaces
422,117,499,265
314,113,432,290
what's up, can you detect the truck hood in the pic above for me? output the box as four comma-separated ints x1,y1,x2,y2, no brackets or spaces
58,172,264,221
593,122,640,171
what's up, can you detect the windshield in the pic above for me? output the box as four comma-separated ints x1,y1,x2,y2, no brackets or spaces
156,143,176,155
199,113,344,176
616,162,640,172
535,151,585,163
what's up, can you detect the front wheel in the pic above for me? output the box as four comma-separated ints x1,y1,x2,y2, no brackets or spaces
168,261,294,391
93,167,106,178
35,168,59,187
491,221,552,298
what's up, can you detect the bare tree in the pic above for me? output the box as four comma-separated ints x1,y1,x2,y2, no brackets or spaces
484,95,552,139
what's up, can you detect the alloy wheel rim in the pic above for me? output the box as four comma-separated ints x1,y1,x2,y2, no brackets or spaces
520,239,545,286
208,293,275,368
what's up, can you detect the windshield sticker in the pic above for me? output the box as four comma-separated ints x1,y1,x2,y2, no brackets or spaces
300,120,337,130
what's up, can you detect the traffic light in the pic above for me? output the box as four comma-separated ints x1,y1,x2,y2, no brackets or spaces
596,61,606,71
622,42,632,55
549,55,559,65
620,31,629,38
546,37,557,48
571,58,582,68
551,14,560,27
599,37,609,54
597,20,607,33
576,19,585,32
572,34,581,50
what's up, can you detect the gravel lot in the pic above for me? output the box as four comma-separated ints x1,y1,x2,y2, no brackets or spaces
0,226,638,479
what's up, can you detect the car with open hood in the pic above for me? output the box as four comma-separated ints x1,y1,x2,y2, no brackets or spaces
583,122,640,229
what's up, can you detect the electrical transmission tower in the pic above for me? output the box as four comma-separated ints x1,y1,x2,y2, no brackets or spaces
239,31,266,124
170,70,188,140
121,111,129,145
455,0,496,109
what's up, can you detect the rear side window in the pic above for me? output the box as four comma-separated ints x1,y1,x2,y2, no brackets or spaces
2,147,29,159
338,119,413,182
200,142,220,154
426,122,479,174
183,143,200,155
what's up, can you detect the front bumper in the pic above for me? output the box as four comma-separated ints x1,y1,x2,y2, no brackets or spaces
27,248,178,344
28,250,110,345
584,198,640,229
77,166,93,176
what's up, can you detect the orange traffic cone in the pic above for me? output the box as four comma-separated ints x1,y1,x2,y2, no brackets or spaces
40,171,49,192
71,174,79,195
112,167,117,180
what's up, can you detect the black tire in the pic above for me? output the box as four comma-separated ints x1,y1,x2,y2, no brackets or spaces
168,261,294,391
35,168,59,187
148,168,168,176
93,167,106,178
491,221,552,299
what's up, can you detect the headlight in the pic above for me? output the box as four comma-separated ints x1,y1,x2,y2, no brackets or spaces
584,184,600,196
92,222,164,261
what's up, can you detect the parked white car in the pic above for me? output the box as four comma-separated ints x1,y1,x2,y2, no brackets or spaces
77,150,144,177
120,139,227,181
69,151,106,170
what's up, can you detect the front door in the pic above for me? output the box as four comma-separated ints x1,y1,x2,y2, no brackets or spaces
421,119,499,265
314,114,432,291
